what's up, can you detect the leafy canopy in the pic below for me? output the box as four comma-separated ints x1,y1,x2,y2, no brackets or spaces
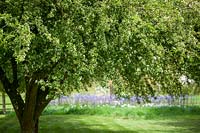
0,0,199,98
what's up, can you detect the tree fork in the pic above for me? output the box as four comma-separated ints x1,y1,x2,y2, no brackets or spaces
34,87,52,118
20,83,52,133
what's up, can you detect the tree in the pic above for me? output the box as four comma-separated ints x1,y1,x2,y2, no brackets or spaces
98,0,198,97
0,0,199,132
181,0,200,85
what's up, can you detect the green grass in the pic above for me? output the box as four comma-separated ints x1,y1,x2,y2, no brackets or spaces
0,114,200,133
43,105,200,119
0,94,200,132
0,106,200,132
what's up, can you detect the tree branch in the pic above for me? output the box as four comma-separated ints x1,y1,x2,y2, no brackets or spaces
0,67,12,90
52,0,64,18
0,66,24,121
19,0,25,21
34,87,52,119
22,82,38,125
11,57,19,88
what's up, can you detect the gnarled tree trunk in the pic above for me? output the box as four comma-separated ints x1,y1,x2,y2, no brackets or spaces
9,83,50,133
0,56,57,133
19,116,39,133
0,66,51,133
18,83,50,133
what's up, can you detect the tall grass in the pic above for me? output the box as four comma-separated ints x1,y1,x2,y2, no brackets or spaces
43,105,200,119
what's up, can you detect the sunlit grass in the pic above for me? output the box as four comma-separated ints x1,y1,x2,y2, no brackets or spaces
43,105,200,119
0,114,200,133
1,94,200,132
1,106,200,132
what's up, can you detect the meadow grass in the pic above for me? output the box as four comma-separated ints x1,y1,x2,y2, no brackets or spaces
43,105,200,119
0,105,200,132
0,94,200,132
0,114,200,133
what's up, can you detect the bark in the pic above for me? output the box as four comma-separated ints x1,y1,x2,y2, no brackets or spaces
19,98,49,133
35,119,39,133
18,86,50,133
20,119,38,133
0,66,24,120
19,97,50,133
19,80,51,133
20,114,39,133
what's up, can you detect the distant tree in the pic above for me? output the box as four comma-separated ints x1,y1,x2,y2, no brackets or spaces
181,0,200,85
107,0,199,97
0,0,199,132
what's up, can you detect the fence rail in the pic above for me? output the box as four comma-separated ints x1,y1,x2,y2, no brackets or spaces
0,93,13,114
1,94,199,114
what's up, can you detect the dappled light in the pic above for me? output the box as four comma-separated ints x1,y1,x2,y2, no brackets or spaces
0,113,200,133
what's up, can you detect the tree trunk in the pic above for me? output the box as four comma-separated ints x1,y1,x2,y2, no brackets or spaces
0,66,51,133
35,118,39,133
20,117,39,133
16,85,50,133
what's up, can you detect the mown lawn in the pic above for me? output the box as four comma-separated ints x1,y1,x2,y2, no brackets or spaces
0,114,200,133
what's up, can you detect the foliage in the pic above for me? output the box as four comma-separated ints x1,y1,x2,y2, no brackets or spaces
0,0,199,100
182,1,200,85
112,0,199,97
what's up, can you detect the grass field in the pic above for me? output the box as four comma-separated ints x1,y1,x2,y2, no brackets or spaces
0,94,200,132
43,105,200,118
1,105,200,133
0,114,200,133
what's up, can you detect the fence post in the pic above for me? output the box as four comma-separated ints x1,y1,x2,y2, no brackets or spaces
108,80,113,98
58,95,61,105
2,92,6,114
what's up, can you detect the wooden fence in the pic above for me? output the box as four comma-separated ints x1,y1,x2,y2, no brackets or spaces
0,93,13,114
0,93,199,114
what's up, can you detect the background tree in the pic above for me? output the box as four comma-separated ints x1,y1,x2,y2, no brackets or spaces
96,0,199,98
182,0,200,85
0,0,199,133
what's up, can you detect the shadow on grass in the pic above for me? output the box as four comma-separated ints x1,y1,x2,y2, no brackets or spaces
155,117,200,133
40,127,137,133
1,114,200,133
0,114,138,133
0,114,20,133
39,115,138,133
